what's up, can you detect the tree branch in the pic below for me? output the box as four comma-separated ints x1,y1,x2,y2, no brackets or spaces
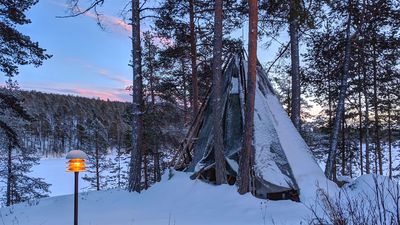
56,0,104,18
265,42,290,75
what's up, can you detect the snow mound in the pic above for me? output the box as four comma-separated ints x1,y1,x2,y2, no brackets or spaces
309,174,400,224
66,150,88,159
344,174,399,199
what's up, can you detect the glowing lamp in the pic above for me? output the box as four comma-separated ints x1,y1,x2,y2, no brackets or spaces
67,159,86,172
66,150,88,172
66,150,87,225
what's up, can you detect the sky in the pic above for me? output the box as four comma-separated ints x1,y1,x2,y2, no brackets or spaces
7,0,286,102
6,0,134,102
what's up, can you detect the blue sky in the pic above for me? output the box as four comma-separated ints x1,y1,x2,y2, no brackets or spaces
8,0,133,101
8,0,286,102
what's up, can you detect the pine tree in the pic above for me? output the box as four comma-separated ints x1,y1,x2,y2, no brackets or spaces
238,0,258,194
82,113,110,191
303,0,399,178
0,84,50,206
127,0,144,193
0,0,51,77
258,0,322,131
212,0,226,185
0,0,51,206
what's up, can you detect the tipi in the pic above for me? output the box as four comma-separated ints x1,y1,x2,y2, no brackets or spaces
173,51,331,201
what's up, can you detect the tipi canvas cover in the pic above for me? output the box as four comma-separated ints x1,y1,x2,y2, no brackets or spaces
174,52,331,201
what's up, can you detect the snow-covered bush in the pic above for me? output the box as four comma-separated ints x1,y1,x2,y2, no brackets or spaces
308,175,400,225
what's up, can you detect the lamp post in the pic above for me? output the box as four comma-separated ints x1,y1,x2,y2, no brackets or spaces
66,150,87,225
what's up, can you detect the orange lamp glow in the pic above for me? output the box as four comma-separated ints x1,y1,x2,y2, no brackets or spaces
66,150,88,173
67,159,86,172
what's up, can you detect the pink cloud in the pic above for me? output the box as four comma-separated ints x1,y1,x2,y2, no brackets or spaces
113,18,131,32
73,88,123,101
65,57,131,86
56,3,175,46
96,68,131,86
22,83,130,102
81,10,132,36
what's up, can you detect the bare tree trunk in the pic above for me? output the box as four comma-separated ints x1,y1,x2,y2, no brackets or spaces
341,111,346,176
364,86,370,174
6,143,12,206
95,133,100,191
238,0,258,194
358,74,364,175
332,159,337,182
372,46,382,175
212,0,226,185
143,150,148,189
116,137,122,188
189,0,199,118
328,68,332,129
289,0,301,131
154,150,161,182
388,102,392,179
327,64,335,179
182,58,188,123
361,33,370,174
325,3,353,179
148,41,155,106
128,0,143,193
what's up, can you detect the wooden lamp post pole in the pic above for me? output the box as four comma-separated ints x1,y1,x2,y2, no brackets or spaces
74,171,79,225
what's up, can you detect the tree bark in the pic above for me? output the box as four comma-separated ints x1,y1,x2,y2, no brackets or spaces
182,58,188,123
372,46,382,175
364,85,370,174
289,0,301,131
128,0,143,193
143,150,148,189
325,3,353,179
95,132,100,191
189,0,199,118
154,150,161,182
212,0,226,185
341,111,346,176
358,73,363,175
148,39,155,106
328,67,332,129
388,102,392,179
361,33,370,174
6,143,12,206
238,0,258,194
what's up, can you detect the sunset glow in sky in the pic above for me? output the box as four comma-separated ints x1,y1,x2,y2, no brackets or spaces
8,0,135,102
9,0,283,102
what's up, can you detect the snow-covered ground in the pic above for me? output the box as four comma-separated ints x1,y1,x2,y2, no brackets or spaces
1,154,399,225
1,164,399,224
1,171,314,225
